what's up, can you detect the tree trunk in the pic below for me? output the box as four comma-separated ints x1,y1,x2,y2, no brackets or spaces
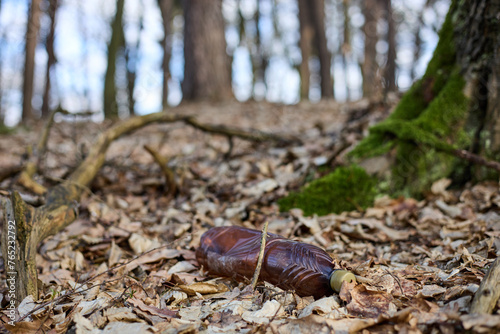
341,0,351,101
362,0,381,99
41,0,58,119
125,3,143,117
310,0,333,98
103,0,125,119
351,0,500,197
252,0,268,99
298,0,333,100
182,0,232,101
455,0,500,177
298,0,313,99
0,0,2,124
382,0,397,94
158,0,173,110
22,0,42,122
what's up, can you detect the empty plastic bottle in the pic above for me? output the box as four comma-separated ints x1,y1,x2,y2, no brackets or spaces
196,226,355,299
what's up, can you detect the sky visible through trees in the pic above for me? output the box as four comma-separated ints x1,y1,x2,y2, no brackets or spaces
0,0,449,125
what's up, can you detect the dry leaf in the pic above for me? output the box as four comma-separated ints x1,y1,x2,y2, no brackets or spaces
242,300,284,324
178,282,229,295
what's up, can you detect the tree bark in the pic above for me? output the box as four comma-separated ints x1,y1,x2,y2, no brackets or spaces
351,0,500,197
103,0,125,119
454,0,500,177
382,0,397,94
362,0,381,99
298,0,313,99
41,0,58,119
252,0,268,99
298,0,333,100
125,3,143,117
158,0,173,110
182,0,232,101
310,0,333,98
22,0,42,122
341,0,351,101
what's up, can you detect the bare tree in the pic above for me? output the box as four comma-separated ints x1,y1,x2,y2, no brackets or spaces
341,0,351,100
22,0,43,122
125,1,144,116
103,0,125,119
298,0,333,99
361,0,381,99
182,0,232,101
157,0,174,109
0,0,3,125
252,0,268,99
298,0,313,99
41,0,58,118
382,0,397,93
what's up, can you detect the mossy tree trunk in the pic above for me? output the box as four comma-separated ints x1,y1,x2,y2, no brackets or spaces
351,0,500,197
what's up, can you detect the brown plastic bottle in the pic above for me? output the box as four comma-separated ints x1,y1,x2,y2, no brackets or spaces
196,226,355,299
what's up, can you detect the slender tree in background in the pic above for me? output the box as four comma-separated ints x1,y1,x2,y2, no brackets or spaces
298,0,333,99
41,0,58,118
353,0,500,196
77,1,91,110
410,0,436,81
22,0,42,122
341,0,351,100
298,0,313,99
182,0,232,101
252,0,268,99
125,1,144,117
103,0,125,119
361,0,381,99
157,0,173,109
0,0,3,125
382,0,397,94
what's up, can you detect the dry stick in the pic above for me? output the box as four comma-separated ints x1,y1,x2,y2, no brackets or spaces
143,144,177,197
451,149,500,172
184,116,300,144
251,221,269,290
17,108,69,195
470,257,500,314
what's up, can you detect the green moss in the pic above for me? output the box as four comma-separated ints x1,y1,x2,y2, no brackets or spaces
348,1,473,198
278,165,376,216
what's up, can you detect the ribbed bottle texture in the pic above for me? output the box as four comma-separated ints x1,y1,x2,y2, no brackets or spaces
196,226,355,299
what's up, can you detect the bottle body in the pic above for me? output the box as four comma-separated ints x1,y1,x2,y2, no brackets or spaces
196,226,338,299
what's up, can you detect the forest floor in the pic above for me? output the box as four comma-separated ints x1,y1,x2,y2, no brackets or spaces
0,100,499,333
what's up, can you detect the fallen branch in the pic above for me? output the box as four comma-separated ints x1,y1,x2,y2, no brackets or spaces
184,116,300,144
470,257,500,314
2,111,292,302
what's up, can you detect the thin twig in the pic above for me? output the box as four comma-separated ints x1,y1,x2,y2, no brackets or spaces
144,144,177,197
384,269,404,296
251,221,269,290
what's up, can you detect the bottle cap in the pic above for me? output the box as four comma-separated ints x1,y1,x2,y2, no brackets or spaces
330,269,356,292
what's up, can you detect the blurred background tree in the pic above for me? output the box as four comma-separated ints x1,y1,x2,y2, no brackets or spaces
0,0,451,124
